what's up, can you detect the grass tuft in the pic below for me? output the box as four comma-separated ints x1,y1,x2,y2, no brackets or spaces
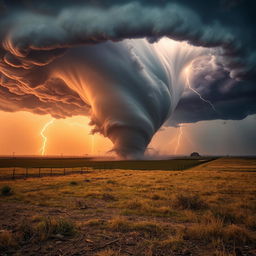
101,193,116,201
19,217,77,241
106,180,117,185
36,217,76,240
19,219,35,241
1,185,12,196
173,194,207,210
186,217,224,242
133,221,163,238
0,230,17,250
126,200,143,210
69,181,78,186
84,219,106,227
224,224,255,244
186,217,256,245
108,217,164,238
151,194,161,200
107,217,130,232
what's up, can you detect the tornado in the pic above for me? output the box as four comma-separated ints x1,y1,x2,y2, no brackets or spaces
0,1,255,158
49,39,207,158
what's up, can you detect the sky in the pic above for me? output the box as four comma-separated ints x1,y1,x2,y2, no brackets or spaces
0,0,255,157
0,110,255,156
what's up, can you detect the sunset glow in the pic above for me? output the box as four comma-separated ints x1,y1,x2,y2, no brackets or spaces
0,110,255,157
0,111,113,157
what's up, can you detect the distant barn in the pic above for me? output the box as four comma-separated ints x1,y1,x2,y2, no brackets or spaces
190,152,200,157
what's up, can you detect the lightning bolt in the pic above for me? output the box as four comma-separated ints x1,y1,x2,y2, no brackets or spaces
184,63,218,113
40,119,54,156
174,126,183,155
171,58,219,156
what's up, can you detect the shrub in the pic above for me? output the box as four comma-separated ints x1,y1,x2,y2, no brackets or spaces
151,194,161,200
76,200,88,209
54,218,76,236
1,185,12,196
69,181,78,186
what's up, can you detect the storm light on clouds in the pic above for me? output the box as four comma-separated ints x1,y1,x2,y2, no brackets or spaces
0,0,255,157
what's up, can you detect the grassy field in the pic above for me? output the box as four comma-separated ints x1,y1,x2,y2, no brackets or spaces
0,157,213,179
0,157,212,169
0,157,255,255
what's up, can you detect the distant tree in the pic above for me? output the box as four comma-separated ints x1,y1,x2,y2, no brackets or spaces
190,152,200,157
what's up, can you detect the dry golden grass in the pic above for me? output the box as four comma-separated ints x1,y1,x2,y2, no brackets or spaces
107,216,164,238
17,216,77,243
0,230,17,250
0,157,255,255
173,194,208,210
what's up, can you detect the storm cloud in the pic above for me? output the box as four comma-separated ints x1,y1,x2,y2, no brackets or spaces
169,57,256,126
0,0,255,157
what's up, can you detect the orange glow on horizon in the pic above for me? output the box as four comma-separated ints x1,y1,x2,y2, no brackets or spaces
0,110,200,157
1,110,253,157
67,121,96,155
0,111,113,156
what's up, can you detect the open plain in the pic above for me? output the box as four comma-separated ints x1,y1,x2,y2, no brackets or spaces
0,157,256,256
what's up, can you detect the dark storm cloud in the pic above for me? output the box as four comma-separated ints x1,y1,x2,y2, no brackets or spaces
169,75,256,126
1,1,255,90
167,53,256,126
1,0,255,80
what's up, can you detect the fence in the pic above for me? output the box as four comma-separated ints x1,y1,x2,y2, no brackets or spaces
0,166,95,180
0,158,215,180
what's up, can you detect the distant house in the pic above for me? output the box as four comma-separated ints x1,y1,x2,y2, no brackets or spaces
190,152,200,157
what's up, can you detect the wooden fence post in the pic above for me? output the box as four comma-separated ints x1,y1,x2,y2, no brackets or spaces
26,168,28,178
12,168,15,179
